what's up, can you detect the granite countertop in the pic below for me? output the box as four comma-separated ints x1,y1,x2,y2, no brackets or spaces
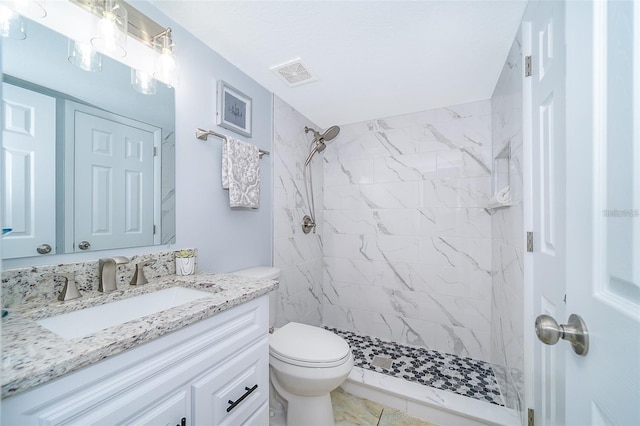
1,273,277,398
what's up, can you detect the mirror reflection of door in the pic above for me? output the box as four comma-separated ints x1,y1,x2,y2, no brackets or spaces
2,83,56,259
68,102,161,252
2,14,176,260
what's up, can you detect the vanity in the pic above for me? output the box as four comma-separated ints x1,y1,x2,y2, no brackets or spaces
1,272,277,425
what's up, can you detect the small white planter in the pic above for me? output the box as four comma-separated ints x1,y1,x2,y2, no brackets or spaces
176,257,195,276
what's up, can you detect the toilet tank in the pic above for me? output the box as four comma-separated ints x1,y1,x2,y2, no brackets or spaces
231,267,280,328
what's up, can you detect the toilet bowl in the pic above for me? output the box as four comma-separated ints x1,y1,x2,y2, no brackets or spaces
232,267,354,426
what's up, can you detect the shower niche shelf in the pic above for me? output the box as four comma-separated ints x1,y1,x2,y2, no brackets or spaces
488,142,512,210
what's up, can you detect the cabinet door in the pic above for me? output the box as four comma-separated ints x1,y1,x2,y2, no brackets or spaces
2,83,56,259
242,402,269,426
6,362,194,425
192,337,269,426
120,387,189,426
1,297,269,426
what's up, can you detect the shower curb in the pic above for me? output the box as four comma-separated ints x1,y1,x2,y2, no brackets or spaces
342,367,520,426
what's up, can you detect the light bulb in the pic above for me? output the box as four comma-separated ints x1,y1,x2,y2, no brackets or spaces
159,49,176,72
91,0,127,57
154,47,178,87
68,39,102,72
131,69,157,95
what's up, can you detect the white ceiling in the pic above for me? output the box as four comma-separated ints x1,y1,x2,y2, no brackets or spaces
151,1,527,128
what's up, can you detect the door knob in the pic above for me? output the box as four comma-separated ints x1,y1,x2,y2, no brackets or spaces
36,243,52,254
78,241,91,250
535,313,589,356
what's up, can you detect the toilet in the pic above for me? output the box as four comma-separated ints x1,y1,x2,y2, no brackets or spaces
232,267,354,426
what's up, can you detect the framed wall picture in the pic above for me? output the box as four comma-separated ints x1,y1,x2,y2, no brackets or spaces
216,80,252,137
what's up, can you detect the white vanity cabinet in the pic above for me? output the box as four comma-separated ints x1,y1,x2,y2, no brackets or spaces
1,295,269,426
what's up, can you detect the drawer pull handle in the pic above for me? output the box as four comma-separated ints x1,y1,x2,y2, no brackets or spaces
227,384,258,413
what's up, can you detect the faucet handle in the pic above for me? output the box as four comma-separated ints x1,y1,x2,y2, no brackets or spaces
42,273,82,301
130,260,155,286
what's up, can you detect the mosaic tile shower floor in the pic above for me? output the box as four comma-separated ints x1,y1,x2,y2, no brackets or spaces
326,327,504,406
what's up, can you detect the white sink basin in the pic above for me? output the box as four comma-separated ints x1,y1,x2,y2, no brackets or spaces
37,287,211,339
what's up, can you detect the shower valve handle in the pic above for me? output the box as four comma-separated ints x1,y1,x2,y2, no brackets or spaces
301,215,315,234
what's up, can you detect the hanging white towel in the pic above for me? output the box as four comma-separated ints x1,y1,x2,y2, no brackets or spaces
221,137,260,208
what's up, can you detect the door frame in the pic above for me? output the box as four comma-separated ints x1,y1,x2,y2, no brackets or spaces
521,0,567,421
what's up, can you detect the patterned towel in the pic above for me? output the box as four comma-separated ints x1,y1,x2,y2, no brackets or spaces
222,137,260,208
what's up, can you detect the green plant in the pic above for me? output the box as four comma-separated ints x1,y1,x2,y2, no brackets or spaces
175,250,192,258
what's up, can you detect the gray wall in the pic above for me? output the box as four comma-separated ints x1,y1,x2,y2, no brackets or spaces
122,1,274,273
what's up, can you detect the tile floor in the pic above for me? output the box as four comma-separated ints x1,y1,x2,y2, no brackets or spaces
327,327,504,406
331,388,436,426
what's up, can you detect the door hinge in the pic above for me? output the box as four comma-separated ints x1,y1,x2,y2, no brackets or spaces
153,224,157,235
527,231,534,252
528,408,535,426
525,55,532,77
153,147,158,157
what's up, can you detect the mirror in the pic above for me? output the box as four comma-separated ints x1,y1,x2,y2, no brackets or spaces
2,16,176,259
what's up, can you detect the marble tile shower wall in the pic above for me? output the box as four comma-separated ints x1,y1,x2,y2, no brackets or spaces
321,100,493,362
272,96,323,327
490,33,525,414
161,130,176,245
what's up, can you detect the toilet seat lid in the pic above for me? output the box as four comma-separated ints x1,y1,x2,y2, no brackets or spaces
269,322,350,364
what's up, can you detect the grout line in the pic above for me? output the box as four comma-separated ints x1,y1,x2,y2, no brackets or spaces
376,409,384,426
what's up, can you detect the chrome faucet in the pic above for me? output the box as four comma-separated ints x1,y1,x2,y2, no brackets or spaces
98,256,130,292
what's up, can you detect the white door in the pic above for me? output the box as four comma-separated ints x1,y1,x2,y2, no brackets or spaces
1,83,56,259
564,1,640,424
72,105,160,252
525,0,567,424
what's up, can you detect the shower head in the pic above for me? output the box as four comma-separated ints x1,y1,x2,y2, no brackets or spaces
303,125,340,166
305,125,341,143
322,125,340,142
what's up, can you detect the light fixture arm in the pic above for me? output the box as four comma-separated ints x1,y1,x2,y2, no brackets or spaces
153,27,173,52
69,0,171,50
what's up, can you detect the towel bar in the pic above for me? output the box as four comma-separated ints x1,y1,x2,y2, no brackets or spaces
195,128,270,158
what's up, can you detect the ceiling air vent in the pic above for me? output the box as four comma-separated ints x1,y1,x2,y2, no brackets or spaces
270,58,318,87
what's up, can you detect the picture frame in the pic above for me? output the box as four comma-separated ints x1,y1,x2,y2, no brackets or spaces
216,80,252,138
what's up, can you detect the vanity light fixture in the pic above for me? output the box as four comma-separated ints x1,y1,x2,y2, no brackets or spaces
90,0,127,58
131,68,157,95
68,39,103,72
153,28,178,88
69,0,179,88
12,0,46,17
0,4,25,39
0,0,46,40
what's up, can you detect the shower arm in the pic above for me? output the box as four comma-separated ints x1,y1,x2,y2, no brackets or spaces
304,126,321,140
